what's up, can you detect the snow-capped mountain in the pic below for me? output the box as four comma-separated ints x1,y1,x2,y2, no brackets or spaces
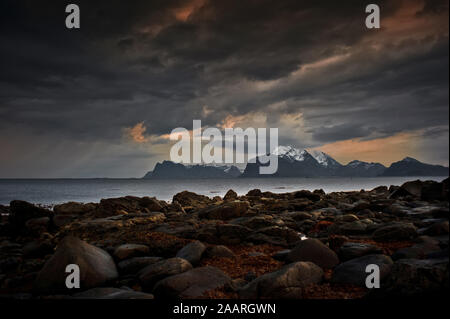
143,146,449,178
272,146,309,162
310,150,343,169
242,146,328,177
243,145,388,177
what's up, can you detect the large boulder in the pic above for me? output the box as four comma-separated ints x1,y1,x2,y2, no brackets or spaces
8,200,52,232
95,196,166,217
138,257,192,291
331,254,393,286
287,239,339,269
153,266,231,298
198,201,250,220
223,189,238,201
216,224,251,244
175,241,206,266
247,226,304,247
238,262,323,299
34,236,118,294
389,180,423,198
139,197,165,211
372,222,417,242
421,180,447,201
172,191,212,209
382,258,449,295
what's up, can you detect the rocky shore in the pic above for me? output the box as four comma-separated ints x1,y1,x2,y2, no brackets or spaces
0,178,448,299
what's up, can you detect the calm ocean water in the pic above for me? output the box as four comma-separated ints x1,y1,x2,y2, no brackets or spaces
0,177,447,206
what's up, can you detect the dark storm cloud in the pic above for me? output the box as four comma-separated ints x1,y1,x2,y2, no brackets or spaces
0,0,448,177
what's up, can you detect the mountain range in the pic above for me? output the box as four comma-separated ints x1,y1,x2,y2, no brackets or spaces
143,146,449,179
143,160,241,179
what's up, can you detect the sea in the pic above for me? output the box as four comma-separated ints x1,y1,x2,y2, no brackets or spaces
0,176,447,206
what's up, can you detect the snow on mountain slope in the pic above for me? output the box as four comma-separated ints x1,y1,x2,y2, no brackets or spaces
272,145,309,162
310,150,342,168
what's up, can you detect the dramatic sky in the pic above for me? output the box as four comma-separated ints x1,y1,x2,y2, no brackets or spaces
1,0,448,177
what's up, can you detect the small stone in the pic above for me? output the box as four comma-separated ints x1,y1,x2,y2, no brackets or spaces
138,257,192,291
175,241,206,265
113,244,150,260
287,238,339,269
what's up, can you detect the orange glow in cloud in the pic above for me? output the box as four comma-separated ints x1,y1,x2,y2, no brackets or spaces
125,122,149,143
174,0,206,21
219,114,246,128
312,132,419,166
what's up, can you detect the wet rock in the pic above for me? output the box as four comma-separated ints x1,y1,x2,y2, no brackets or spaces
421,180,447,201
25,217,50,235
53,215,77,228
339,214,359,222
34,236,118,294
287,238,339,269
248,226,303,247
8,200,51,232
216,224,251,244
53,202,96,215
172,191,212,209
238,262,323,299
96,196,150,217
230,215,277,229
246,189,262,197
333,220,369,235
287,212,313,221
73,287,154,299
223,189,238,201
382,204,408,217
114,244,150,260
389,180,423,198
371,186,388,193
153,266,231,299
138,257,192,291
338,242,383,261
292,190,321,202
331,254,393,286
372,222,417,242
422,221,449,236
175,241,206,265
23,240,54,258
328,235,350,252
272,249,291,261
391,241,441,260
383,258,449,295
198,201,250,220
206,245,236,258
117,257,163,275
139,197,165,211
